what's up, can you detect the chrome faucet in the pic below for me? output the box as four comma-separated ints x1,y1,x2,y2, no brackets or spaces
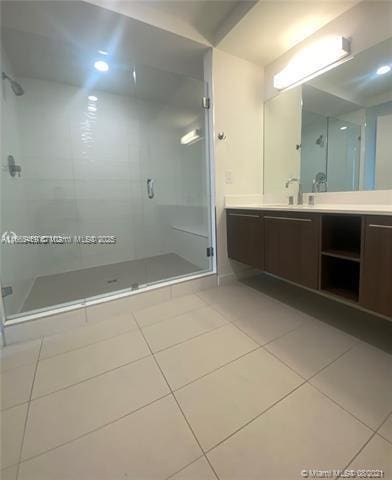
285,177,303,205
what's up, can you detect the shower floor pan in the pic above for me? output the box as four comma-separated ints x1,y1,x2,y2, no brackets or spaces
21,253,200,313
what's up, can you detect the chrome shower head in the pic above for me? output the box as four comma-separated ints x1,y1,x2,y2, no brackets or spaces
2,72,24,96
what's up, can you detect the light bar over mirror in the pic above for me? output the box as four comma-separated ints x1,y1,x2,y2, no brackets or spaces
274,36,351,90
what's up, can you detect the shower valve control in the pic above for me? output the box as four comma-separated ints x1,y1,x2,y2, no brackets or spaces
7,155,22,177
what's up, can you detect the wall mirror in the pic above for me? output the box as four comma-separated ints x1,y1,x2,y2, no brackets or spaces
264,37,392,195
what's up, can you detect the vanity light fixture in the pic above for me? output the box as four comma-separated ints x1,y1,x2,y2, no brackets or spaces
94,60,109,72
376,65,391,75
180,129,201,145
273,36,351,90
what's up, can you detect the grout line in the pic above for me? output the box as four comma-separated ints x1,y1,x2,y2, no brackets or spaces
135,300,209,331
259,346,308,381
164,455,205,480
308,381,377,433
305,344,356,383
150,321,231,355
0,341,42,375
334,419,389,480
28,352,152,403
376,412,392,446
172,345,262,393
38,320,139,362
16,337,43,480
134,313,220,480
16,392,172,466
205,381,306,454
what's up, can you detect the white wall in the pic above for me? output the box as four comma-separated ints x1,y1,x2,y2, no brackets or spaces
211,49,263,279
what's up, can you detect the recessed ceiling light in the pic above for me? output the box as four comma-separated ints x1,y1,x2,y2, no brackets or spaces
98,50,108,55
94,60,109,72
340,126,348,131
88,95,98,102
88,105,97,112
376,65,391,75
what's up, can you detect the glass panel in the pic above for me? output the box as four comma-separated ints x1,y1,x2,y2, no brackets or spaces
300,110,328,193
326,117,361,192
1,1,212,320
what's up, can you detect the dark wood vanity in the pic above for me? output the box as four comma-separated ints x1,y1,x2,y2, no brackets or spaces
226,209,392,318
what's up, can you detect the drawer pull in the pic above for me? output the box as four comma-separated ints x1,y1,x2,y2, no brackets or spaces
264,215,312,222
229,213,260,218
368,224,392,230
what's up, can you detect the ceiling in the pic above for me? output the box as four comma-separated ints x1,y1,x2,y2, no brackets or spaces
141,0,257,44
87,1,360,67
214,1,358,66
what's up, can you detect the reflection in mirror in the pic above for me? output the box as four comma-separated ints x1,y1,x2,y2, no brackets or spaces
264,37,392,195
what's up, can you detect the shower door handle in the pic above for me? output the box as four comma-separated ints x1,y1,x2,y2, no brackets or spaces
147,178,154,199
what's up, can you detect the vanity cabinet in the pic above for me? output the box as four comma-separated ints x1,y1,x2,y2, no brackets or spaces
226,210,264,270
264,213,320,289
226,208,392,319
360,216,392,317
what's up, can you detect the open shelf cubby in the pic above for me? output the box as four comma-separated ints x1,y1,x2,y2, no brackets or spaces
320,215,362,303
321,215,362,260
321,255,360,302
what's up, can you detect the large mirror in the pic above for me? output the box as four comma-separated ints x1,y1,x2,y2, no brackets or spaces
264,37,392,194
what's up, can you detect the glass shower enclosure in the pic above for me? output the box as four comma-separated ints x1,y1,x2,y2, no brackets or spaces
0,1,214,322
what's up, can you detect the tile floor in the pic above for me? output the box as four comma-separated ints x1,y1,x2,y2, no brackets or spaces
1,277,392,479
21,253,201,314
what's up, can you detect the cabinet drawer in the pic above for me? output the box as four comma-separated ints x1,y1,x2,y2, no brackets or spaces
360,216,392,317
264,213,320,289
226,210,264,269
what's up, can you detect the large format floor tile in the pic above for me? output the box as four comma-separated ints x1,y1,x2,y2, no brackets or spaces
1,403,28,469
1,363,36,409
4,309,86,344
22,357,169,459
0,339,41,373
208,384,372,480
197,283,261,307
222,300,312,346
135,294,206,328
142,306,228,353
175,349,303,450
265,321,357,378
348,435,392,479
0,466,18,480
32,329,150,398
40,314,138,359
155,325,258,390
379,415,392,443
311,343,392,429
170,457,217,480
18,396,202,480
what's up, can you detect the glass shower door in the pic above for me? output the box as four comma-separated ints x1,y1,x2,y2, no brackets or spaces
1,0,213,321
136,68,212,288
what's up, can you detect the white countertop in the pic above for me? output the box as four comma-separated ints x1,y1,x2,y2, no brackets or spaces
225,203,392,215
